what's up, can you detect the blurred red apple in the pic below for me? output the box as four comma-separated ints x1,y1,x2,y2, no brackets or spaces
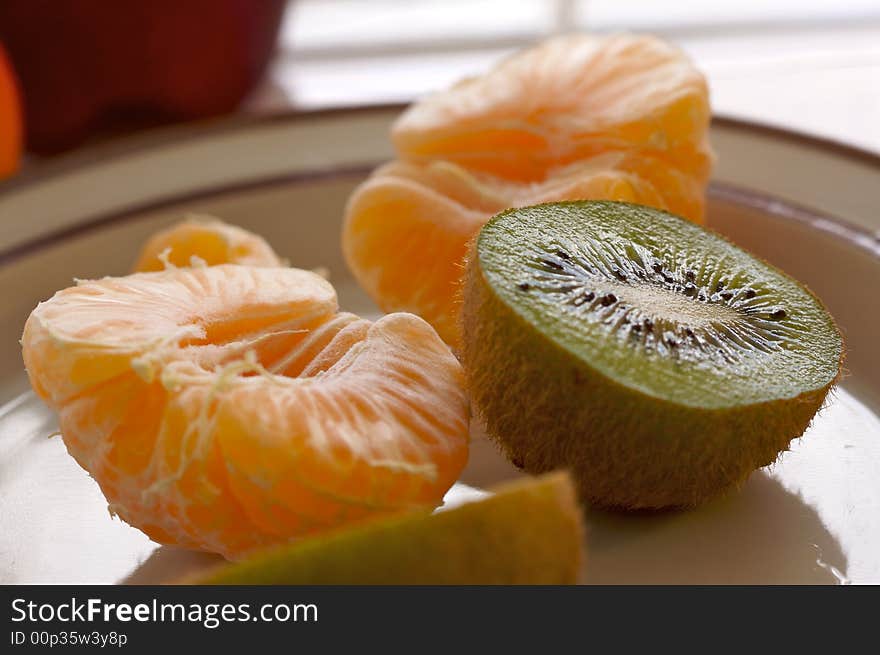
0,0,288,153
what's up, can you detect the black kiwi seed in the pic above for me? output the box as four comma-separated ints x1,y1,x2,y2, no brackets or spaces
583,291,596,302
631,323,642,332
720,291,734,301
744,288,757,299
643,318,654,330
542,259,564,271
652,262,663,273
600,293,617,307
613,267,627,281
684,327,695,337
556,250,571,260
517,282,531,291
684,283,697,296
770,308,787,321
715,280,726,292
685,270,696,282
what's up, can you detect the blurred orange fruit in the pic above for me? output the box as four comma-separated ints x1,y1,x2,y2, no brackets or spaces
22,264,469,559
0,43,22,179
343,33,713,347
134,217,284,272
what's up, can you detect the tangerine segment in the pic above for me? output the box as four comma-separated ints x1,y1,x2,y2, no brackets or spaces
393,33,713,185
23,266,335,405
134,217,283,272
344,156,684,347
22,265,469,559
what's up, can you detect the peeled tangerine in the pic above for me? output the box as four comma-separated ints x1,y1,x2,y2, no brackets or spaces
133,216,284,272
343,33,714,348
22,222,469,560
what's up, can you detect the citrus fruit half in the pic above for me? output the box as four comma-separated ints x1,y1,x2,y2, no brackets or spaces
22,264,469,559
133,216,284,272
343,33,713,348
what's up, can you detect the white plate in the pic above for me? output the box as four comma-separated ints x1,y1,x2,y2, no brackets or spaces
1,107,878,584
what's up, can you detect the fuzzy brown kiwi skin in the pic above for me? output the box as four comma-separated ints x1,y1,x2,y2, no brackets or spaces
461,241,841,510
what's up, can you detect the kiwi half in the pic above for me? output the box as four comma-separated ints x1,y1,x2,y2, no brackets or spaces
462,200,844,509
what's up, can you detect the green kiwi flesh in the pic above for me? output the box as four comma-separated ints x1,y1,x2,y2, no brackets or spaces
462,200,844,509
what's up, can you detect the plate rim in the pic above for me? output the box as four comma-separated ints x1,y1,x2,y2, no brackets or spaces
3,106,878,194
1,105,878,268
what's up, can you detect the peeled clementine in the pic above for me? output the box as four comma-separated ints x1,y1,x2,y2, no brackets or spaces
0,43,22,179
134,217,284,272
393,34,712,185
343,34,714,347
22,263,469,559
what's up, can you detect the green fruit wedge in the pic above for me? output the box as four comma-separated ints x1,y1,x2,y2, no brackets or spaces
462,201,844,509
186,472,583,585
